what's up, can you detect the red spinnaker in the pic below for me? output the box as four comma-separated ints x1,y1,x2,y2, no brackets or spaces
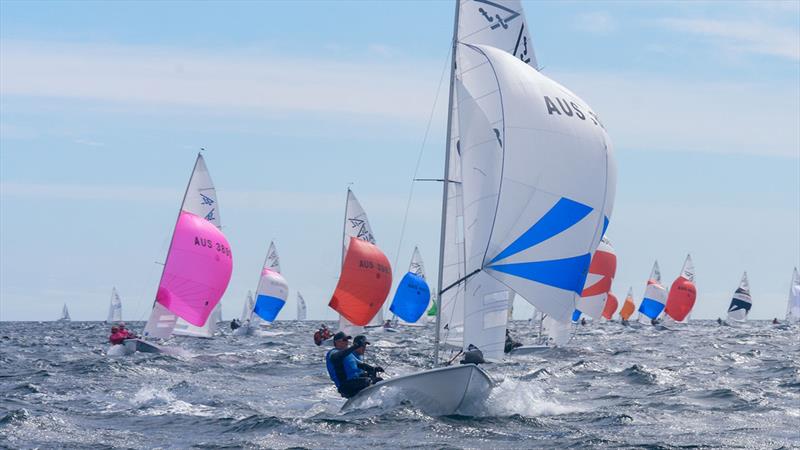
602,292,618,320
665,277,697,322
329,237,392,326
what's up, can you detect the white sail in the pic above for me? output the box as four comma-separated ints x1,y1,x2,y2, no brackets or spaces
338,189,381,334
266,241,281,273
438,0,537,357
106,287,122,323
240,291,254,322
59,304,71,321
297,292,307,321
456,43,615,332
144,153,222,339
650,260,662,284
786,268,800,322
727,271,752,322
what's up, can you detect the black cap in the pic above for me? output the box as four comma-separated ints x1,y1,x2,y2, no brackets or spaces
333,331,351,342
353,335,370,347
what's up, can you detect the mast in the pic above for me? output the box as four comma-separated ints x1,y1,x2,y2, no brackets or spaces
434,0,461,366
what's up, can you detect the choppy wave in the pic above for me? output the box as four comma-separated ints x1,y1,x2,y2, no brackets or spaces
0,319,798,449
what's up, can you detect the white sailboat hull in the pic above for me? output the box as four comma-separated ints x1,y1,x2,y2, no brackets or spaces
508,345,550,355
123,338,167,354
342,364,493,416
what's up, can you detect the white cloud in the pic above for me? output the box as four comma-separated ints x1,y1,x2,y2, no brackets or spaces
659,18,800,61
0,40,440,120
574,12,617,34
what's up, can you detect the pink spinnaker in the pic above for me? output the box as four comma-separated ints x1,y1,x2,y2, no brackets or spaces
156,211,233,326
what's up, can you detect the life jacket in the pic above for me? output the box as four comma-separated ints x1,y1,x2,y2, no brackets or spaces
109,332,126,345
325,349,344,389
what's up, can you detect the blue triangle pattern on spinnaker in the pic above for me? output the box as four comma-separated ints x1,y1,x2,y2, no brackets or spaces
490,254,591,295
489,197,593,264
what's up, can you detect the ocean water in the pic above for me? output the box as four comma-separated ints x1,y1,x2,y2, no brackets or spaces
1,320,798,449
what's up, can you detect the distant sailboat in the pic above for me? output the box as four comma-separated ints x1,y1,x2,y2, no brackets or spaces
140,153,233,348
58,304,71,322
619,287,636,322
726,272,752,324
638,261,667,324
602,292,618,321
345,0,615,415
664,254,697,323
297,292,307,321
106,288,122,323
576,237,617,320
786,268,800,323
235,241,290,336
389,246,431,325
332,189,391,335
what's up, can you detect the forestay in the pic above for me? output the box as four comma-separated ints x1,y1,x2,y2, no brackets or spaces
786,268,800,322
638,261,667,322
107,287,123,323
727,272,752,322
665,254,697,322
143,154,233,339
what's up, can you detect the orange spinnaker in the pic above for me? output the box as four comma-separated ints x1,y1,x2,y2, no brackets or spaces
664,277,697,322
602,292,618,320
619,295,635,321
329,237,392,326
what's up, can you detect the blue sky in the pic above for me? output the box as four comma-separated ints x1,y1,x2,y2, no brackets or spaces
1,1,798,322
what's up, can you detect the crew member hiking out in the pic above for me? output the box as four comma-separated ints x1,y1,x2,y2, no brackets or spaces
325,332,384,398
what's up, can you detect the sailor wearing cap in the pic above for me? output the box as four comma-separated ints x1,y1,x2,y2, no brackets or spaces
325,333,385,398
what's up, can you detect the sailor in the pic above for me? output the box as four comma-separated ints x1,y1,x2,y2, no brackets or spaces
504,329,523,353
580,317,587,326
230,318,241,330
325,332,383,398
772,318,779,324
383,320,392,329
460,344,485,365
313,324,331,346
350,335,384,384
717,317,723,325
118,322,138,339
109,326,125,345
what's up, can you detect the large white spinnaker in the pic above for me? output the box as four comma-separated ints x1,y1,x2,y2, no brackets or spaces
107,287,123,323
143,154,231,339
727,272,752,322
453,44,615,359
786,268,800,323
438,0,537,359
297,292,307,321
338,189,381,335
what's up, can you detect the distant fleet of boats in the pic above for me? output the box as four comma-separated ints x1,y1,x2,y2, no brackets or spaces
46,0,797,416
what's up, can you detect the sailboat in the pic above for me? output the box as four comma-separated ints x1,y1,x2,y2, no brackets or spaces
297,292,307,321
134,153,233,354
575,237,617,320
786,268,800,323
58,304,71,322
332,189,390,335
637,261,667,324
726,272,752,325
235,241,289,336
388,246,432,326
344,0,616,415
106,288,123,323
664,254,696,324
619,287,636,323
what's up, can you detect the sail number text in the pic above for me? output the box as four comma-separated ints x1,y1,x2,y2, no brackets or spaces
544,95,605,130
194,236,232,257
359,259,390,274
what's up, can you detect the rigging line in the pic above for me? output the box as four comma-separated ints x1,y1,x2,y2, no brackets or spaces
390,44,452,290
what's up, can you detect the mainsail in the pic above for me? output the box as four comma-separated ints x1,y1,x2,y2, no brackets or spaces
240,291,255,322
329,237,392,326
437,0,539,355
107,287,122,323
727,272,752,322
297,292,307,321
338,189,383,334
638,261,667,322
665,254,697,322
576,237,617,319
389,246,432,323
143,154,233,339
786,268,800,322
619,287,635,321
59,304,71,322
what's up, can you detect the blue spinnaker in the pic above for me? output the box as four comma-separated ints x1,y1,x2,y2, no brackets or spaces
389,272,430,323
